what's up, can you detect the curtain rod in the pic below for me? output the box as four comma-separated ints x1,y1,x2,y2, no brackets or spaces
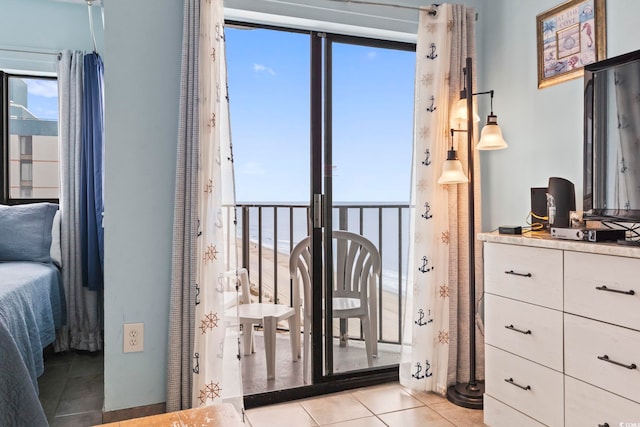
0,47,59,56
323,0,439,15
87,0,98,53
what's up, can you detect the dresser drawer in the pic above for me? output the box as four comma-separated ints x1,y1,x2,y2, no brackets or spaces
485,293,563,371
565,313,640,403
565,376,640,427
485,345,564,427
484,243,563,310
484,395,545,427
565,251,640,330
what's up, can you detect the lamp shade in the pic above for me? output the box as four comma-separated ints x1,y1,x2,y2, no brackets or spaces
452,97,480,124
477,115,508,150
438,149,468,184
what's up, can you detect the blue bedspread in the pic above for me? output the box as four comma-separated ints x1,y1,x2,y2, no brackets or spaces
0,261,65,426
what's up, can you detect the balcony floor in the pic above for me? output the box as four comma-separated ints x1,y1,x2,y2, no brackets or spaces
240,330,402,395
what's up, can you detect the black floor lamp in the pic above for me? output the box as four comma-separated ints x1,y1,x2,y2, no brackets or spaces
437,57,507,409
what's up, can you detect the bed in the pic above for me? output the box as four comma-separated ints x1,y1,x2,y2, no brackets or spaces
0,202,66,426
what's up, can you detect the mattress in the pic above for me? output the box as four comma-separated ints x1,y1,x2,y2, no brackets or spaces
0,260,65,390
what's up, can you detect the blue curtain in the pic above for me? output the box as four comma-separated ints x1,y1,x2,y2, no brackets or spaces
81,53,104,291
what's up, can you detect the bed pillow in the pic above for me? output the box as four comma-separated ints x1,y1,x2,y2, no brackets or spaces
50,210,62,268
0,203,59,263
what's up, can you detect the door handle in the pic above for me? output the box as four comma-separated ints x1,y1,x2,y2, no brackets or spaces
313,193,323,229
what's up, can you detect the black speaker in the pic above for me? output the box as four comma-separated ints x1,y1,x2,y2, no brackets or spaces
547,177,576,228
531,187,548,230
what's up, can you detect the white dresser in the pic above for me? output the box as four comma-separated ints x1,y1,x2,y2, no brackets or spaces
479,232,640,427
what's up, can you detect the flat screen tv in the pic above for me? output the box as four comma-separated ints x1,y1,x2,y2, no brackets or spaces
584,48,640,223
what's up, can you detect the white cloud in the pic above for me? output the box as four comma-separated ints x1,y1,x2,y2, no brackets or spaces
25,80,58,98
240,161,266,176
366,51,377,60
253,63,276,75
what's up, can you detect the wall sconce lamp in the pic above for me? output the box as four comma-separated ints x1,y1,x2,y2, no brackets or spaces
439,57,508,410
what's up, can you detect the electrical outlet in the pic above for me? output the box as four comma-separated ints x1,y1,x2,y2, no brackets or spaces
123,323,144,353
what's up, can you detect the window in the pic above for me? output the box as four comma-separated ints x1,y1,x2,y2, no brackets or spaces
20,161,32,182
1,73,59,204
20,135,32,156
20,187,32,198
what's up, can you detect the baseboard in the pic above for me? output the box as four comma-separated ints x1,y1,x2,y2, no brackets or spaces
101,402,166,423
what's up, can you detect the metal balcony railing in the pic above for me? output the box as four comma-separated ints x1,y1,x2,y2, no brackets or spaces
235,202,410,345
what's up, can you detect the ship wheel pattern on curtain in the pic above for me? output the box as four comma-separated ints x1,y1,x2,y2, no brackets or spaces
401,4,455,395
192,0,240,407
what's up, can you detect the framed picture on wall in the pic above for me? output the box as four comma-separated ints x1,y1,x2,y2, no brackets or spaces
536,0,606,89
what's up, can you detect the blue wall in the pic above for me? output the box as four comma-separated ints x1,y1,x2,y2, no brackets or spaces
102,0,182,411
477,0,640,231
0,0,103,73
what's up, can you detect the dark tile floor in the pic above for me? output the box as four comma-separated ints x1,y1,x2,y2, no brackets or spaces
37,349,104,426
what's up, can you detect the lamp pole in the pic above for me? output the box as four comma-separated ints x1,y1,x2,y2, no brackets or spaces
446,56,485,409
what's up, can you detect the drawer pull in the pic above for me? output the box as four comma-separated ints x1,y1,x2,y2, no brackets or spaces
504,270,532,278
598,424,609,427
505,324,532,335
597,354,637,370
595,285,635,296
504,377,531,391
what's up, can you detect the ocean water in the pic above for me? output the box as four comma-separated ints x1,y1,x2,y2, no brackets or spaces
236,203,410,293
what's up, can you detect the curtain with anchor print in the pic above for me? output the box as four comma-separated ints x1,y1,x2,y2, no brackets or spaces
400,3,482,395
195,0,242,411
167,0,242,413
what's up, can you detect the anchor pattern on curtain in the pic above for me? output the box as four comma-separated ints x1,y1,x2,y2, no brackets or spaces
401,3,482,394
168,0,242,412
191,0,240,407
400,4,454,396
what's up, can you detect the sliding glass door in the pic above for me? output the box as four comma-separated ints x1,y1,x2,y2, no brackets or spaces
227,24,414,400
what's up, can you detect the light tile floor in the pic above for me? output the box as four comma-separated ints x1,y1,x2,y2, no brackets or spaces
37,348,485,427
244,383,486,427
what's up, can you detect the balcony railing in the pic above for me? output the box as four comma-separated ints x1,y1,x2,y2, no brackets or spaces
235,202,410,345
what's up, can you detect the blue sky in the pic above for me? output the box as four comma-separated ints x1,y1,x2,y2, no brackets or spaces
226,27,416,203
21,78,58,120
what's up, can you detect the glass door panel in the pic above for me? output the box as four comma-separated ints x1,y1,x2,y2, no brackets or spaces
322,37,414,376
227,25,311,395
